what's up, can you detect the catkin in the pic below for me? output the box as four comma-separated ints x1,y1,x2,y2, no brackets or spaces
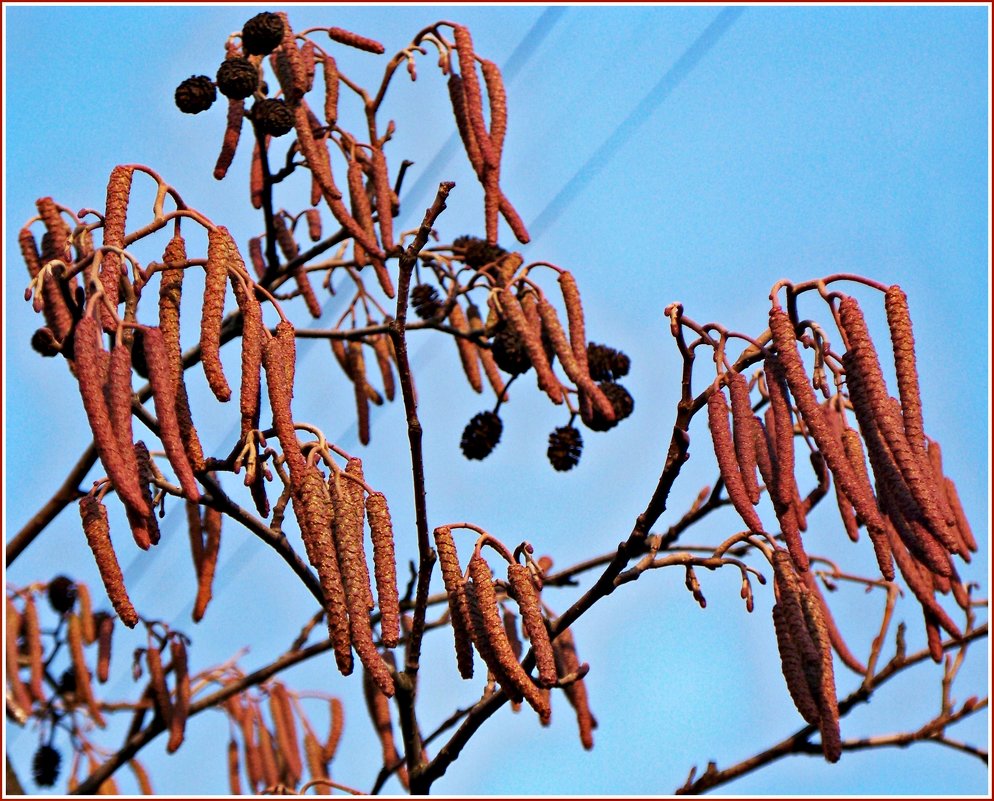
707,389,766,534
323,697,345,763
193,505,221,622
232,277,265,439
166,637,190,753
507,563,557,687
96,613,114,683
371,335,396,402
322,55,339,127
345,341,372,445
4,599,33,718
838,426,894,579
79,495,139,627
68,613,106,727
453,26,497,168
434,526,476,679
468,554,550,720
884,286,927,455
728,371,761,505
370,148,395,251
99,167,135,331
23,595,46,703
214,98,245,180
250,139,265,210
255,710,281,789
77,582,97,645
146,644,173,728
202,228,234,402
552,625,596,750
129,759,153,794
500,288,563,403
771,602,821,725
943,476,977,554
263,320,307,476
73,316,150,519
346,158,373,269
448,303,483,393
227,739,242,795
21,219,73,341
448,74,484,177
327,26,385,54
769,307,885,536
800,571,866,675
269,683,303,784
143,327,201,501
362,667,405,786
365,492,400,648
481,59,507,157
248,236,266,278
463,570,522,704
305,208,322,242
273,13,307,104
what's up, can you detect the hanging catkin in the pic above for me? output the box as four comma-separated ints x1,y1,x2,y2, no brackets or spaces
273,13,307,104
255,710,280,789
346,341,372,445
22,594,45,703
326,26,384,53
481,59,507,156
362,667,407,788
193,505,221,622
303,730,330,792
322,54,339,127
132,442,161,547
370,148,395,251
96,613,114,684
73,316,150,520
263,319,306,475
507,563,557,688
371,334,396,402
365,492,400,648
463,568,522,704
4,599,33,718
21,218,72,342
452,26,497,168
214,98,245,180
68,613,106,727
142,327,200,501
226,739,242,795
837,424,895,580
99,166,135,332
800,571,866,675
231,277,265,439
707,388,765,535
322,697,345,763
250,138,265,210
884,286,927,455
146,643,173,729
346,157,373,269
499,288,562,403
728,371,761,505
448,303,484,393
434,526,476,679
552,625,597,750
769,306,885,537
447,74,484,177
269,683,303,784
166,637,190,753
79,496,139,628
201,228,234,402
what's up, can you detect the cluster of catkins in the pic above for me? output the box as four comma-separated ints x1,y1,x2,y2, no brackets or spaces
221,683,345,794
6,578,151,790
703,285,977,761
434,530,597,750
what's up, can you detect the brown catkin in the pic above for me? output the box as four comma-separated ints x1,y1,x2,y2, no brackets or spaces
448,73,484,177
250,139,265,210
346,157,372,269
214,98,245,180
838,297,954,544
922,608,945,663
99,166,135,331
772,602,821,725
186,500,204,575
838,427,894,579
448,303,483,393
552,625,596,750
5,599,33,718
273,13,307,104
371,334,396,402
304,730,329,792
478,341,507,400
728,371,761,505
327,26,385,53
23,595,46,703
193,506,221,622
263,320,306,476
132,442,161,547
255,710,280,789
362,667,405,786
96,613,114,683
146,644,172,728
453,26,497,168
22,217,73,341
769,307,886,537
434,526,476,679
202,228,234,402
800,571,866,675
481,58,507,156
227,739,243,795
301,38,316,91
143,327,201,501
77,583,96,645
943,476,978,554
345,341,372,445
79,495,139,627
248,236,266,278
500,288,563,403
166,637,190,753
503,607,523,660
323,697,345,763
463,572,522,704
370,148,395,251
366,492,400,648
305,208,322,242
322,54,339,127
468,554,550,720
68,613,106,726
269,683,302,784
707,389,766,534
73,316,151,520
232,277,265,439
507,563,557,687
884,286,927,455
129,758,154,795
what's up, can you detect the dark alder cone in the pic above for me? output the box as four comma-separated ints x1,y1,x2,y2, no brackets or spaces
251,98,293,136
410,284,442,320
453,235,506,268
175,75,216,114
583,381,634,432
130,328,149,378
461,411,503,460
57,668,77,695
586,342,630,381
491,323,532,375
548,426,583,471
31,327,62,357
32,744,61,787
216,57,258,100
242,12,285,56
47,576,77,614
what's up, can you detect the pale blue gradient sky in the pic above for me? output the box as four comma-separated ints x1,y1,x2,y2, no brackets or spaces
3,4,989,796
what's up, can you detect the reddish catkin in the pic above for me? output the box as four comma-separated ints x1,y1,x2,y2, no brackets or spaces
226,739,243,795
922,607,944,663
728,371,761,506
255,710,281,789
839,426,895,579
362,667,406,786
73,316,151,520
303,730,330,791
201,228,234,402
769,307,885,535
232,277,265,438
884,285,927,455
263,320,307,476
371,334,396,402
214,98,245,180
301,38,317,92
68,613,106,727
478,341,507,400
771,602,821,725
132,442,161,547
322,54,339,127
146,643,173,727
79,495,139,627
193,506,222,622
498,189,531,244
943,476,978,554
346,341,372,445
557,272,591,377
838,297,953,541
434,526,476,679
800,571,866,675
250,139,265,210
77,582,97,644
707,389,766,534
167,637,190,753
5,599,33,718
448,74,484,177
305,208,322,242
481,58,508,156
99,166,135,331
22,595,46,703
186,499,204,575
507,563,557,688
365,492,400,648
327,26,385,53
448,303,484,393
248,236,266,278
323,697,345,763
346,157,372,268
503,607,523,660
463,568,523,704
96,613,114,683
22,221,73,341
501,288,563,403
269,683,303,784
552,625,597,750
468,555,551,720
273,13,307,103
453,26,497,168
143,327,201,501
370,148,395,251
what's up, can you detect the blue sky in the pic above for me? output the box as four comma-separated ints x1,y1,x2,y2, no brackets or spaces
3,4,989,796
